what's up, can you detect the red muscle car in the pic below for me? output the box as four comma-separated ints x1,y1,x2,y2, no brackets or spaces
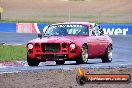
26,22,112,66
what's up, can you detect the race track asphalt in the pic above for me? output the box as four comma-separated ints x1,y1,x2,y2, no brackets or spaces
0,33,132,73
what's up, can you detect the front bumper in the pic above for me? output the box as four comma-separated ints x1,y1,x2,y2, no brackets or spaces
27,43,80,61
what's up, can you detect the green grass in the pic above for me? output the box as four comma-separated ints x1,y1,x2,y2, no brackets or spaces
0,18,132,24
0,19,59,24
0,45,26,62
42,15,98,19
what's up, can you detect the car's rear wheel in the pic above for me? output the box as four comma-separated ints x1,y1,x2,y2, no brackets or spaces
101,45,112,63
76,45,88,64
27,56,40,66
55,61,65,65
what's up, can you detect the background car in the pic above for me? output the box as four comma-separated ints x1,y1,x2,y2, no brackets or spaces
27,22,113,66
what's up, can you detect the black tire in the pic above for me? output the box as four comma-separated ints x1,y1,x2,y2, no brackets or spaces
55,61,65,65
76,45,88,64
27,56,40,66
101,45,112,63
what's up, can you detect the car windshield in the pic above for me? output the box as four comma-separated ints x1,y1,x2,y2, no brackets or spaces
44,24,89,36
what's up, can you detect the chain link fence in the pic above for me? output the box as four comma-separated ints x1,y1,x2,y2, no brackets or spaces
34,13,132,23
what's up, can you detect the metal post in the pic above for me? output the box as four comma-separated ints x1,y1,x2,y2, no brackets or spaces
0,12,1,20
0,7,3,20
68,8,71,22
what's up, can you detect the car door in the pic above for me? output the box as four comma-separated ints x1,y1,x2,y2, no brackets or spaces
94,24,107,56
87,25,100,58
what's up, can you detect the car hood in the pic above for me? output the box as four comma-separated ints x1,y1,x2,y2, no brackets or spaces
29,36,87,44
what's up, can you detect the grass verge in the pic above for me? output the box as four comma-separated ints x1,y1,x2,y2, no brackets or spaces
0,19,132,24
0,45,26,62
0,19,59,24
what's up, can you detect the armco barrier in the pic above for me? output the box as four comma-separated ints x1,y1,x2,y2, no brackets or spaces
100,24,132,35
15,23,132,35
16,23,48,33
37,23,48,33
16,23,39,33
0,22,16,32
0,23,48,33
0,22,132,35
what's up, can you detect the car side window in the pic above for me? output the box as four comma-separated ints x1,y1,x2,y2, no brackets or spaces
89,24,102,36
89,25,97,36
93,24,101,36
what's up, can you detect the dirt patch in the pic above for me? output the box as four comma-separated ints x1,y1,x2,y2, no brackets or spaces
0,67,132,88
0,0,132,23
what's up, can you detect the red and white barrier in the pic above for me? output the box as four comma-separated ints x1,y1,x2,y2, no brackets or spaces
16,23,40,33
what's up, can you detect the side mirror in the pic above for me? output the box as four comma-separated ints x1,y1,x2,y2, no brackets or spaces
38,33,42,39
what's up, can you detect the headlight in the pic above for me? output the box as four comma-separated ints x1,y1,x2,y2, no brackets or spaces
70,43,75,49
27,44,33,49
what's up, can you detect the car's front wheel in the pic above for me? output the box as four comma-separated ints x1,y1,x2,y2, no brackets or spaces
76,45,88,64
27,56,40,66
101,45,112,63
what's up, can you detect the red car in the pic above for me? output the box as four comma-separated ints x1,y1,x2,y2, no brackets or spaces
26,22,112,66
